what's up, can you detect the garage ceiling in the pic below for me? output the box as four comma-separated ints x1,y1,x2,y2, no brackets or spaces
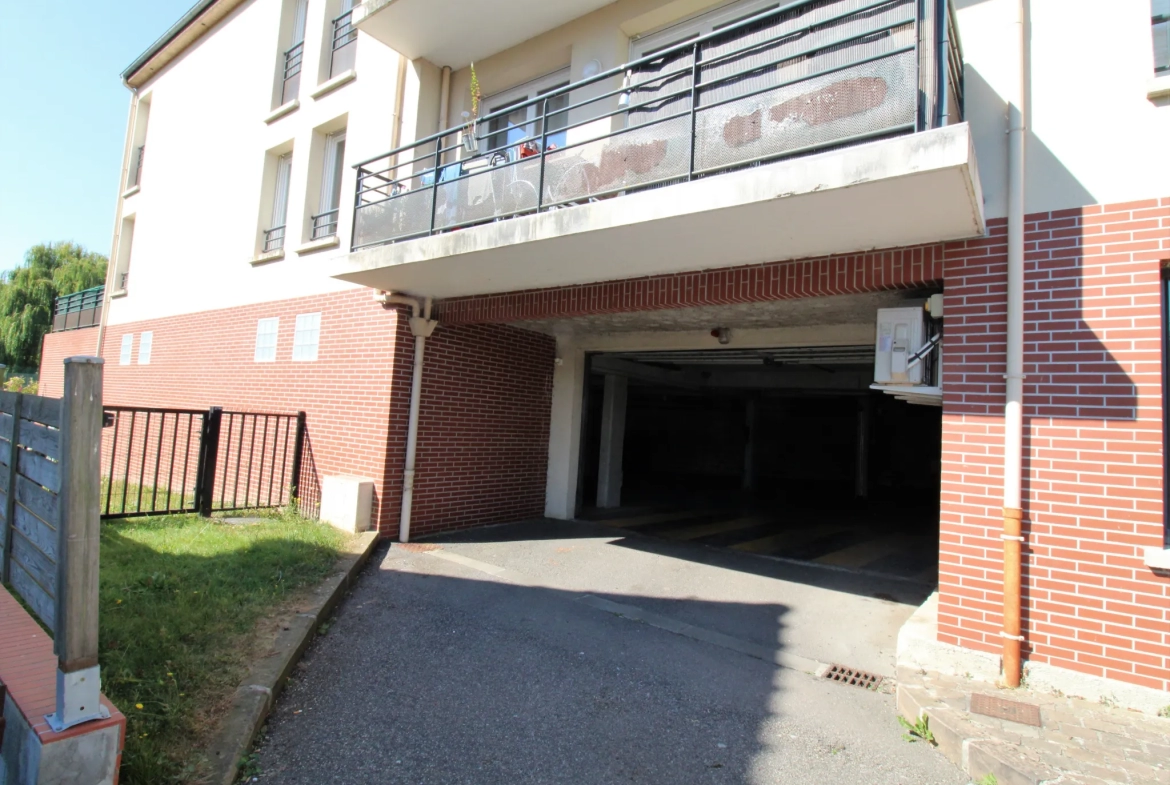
606,345,876,367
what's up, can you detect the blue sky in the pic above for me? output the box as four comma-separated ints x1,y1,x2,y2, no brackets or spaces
0,0,195,273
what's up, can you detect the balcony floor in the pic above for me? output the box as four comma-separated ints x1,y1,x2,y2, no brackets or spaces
330,123,984,301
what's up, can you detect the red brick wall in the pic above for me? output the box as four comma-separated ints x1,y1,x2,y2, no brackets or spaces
42,289,411,533
437,245,945,325
405,323,556,538
39,295,555,541
39,328,100,395
941,198,1170,692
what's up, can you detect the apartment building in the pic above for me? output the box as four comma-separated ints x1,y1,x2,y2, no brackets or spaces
42,0,1170,709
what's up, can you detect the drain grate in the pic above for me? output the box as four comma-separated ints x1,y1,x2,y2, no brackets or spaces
823,665,883,690
396,542,441,552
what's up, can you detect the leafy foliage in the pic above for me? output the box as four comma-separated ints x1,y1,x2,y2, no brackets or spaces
3,375,38,394
0,242,107,372
898,714,936,745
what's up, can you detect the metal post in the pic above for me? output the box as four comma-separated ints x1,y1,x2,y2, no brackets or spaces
914,0,923,132
688,42,702,180
195,407,222,517
47,356,108,732
289,411,306,506
0,390,21,584
428,143,442,234
536,96,550,212
937,0,950,128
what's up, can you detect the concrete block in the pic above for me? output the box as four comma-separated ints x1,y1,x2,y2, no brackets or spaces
319,476,373,533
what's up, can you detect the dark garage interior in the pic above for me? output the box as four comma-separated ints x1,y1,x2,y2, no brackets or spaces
578,346,942,583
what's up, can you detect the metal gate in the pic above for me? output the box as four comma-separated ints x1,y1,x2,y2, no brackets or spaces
100,406,310,520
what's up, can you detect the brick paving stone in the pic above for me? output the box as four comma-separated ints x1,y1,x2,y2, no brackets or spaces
897,669,1170,785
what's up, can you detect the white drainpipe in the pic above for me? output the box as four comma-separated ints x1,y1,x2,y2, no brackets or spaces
1002,0,1027,688
376,292,437,542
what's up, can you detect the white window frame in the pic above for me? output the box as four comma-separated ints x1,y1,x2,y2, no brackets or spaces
272,152,293,230
137,331,153,365
629,0,780,57
481,69,572,156
255,318,280,362
292,312,321,361
119,334,134,366
317,131,347,219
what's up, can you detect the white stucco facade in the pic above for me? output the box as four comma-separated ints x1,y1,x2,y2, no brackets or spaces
108,0,1169,325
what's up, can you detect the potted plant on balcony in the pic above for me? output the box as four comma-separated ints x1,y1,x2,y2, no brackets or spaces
462,63,482,155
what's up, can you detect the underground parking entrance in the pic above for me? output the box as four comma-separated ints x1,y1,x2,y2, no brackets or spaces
575,341,942,585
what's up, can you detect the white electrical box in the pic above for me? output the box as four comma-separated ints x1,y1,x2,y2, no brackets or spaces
874,306,926,385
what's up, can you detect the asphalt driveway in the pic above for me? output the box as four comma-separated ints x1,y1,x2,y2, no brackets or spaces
252,520,964,785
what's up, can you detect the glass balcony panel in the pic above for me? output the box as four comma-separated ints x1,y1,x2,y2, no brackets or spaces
695,48,917,173
354,188,435,247
541,115,692,205
433,157,542,231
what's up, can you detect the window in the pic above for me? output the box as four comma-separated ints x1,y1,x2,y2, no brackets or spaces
126,96,150,191
138,331,153,365
114,215,135,292
265,153,293,252
119,334,134,365
280,0,310,105
482,70,571,158
1155,0,1169,75
292,313,321,361
255,318,279,362
329,0,357,78
312,131,346,239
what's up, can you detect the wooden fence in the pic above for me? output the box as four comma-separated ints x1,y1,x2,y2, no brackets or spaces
0,357,105,731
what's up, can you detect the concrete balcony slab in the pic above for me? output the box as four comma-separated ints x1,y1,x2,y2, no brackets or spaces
330,123,984,301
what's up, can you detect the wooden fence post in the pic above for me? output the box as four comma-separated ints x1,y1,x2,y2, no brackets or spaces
0,390,20,585
46,356,107,732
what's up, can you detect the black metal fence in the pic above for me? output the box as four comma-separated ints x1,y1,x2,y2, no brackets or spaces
100,405,316,520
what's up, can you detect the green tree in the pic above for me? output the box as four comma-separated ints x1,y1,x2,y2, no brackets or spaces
0,242,107,371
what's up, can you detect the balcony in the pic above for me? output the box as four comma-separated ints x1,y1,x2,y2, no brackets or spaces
352,0,616,68
334,0,982,300
52,286,104,332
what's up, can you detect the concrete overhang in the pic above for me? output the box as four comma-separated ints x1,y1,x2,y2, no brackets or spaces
352,0,616,68
330,123,985,300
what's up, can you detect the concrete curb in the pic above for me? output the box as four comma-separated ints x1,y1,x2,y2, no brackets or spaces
199,531,380,785
898,684,1065,785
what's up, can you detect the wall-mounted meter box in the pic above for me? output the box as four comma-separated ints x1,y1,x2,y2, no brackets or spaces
874,306,926,385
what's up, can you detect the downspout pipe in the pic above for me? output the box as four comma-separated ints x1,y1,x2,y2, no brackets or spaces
375,291,436,542
1002,0,1027,689
438,65,452,163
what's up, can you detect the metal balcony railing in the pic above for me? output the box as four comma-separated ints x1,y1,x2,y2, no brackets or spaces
311,209,340,240
350,0,965,251
330,10,357,77
282,41,304,105
264,225,287,253
52,285,104,332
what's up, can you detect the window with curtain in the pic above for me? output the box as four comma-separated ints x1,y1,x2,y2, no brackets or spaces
482,71,571,158
314,132,346,239
1155,0,1169,75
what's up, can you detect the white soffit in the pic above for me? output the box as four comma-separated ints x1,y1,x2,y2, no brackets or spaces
330,124,985,300
353,0,617,67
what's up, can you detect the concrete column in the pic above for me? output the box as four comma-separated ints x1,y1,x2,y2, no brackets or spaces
855,397,871,498
544,341,586,520
742,397,757,491
596,374,628,509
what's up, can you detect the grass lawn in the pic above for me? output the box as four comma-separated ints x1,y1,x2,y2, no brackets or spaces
99,511,348,784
